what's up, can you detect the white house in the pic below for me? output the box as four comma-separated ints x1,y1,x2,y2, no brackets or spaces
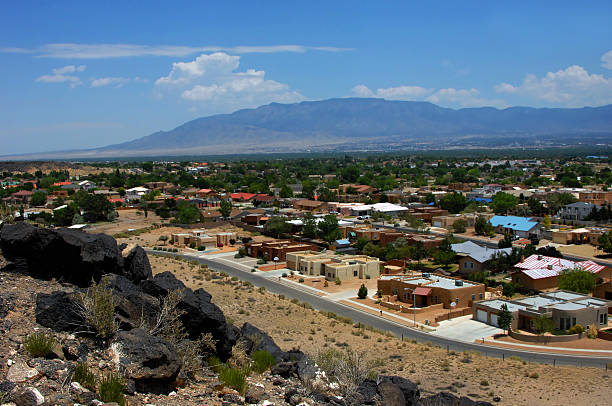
125,186,151,201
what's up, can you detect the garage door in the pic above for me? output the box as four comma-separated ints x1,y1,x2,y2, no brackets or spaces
490,313,499,327
476,309,487,323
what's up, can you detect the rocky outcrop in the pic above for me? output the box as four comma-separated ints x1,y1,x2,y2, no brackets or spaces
121,244,153,283
140,271,236,360
111,328,181,394
418,392,493,406
239,322,287,361
35,291,85,333
0,223,151,286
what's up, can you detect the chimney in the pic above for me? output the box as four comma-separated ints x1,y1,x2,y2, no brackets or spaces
547,264,553,270
538,255,543,260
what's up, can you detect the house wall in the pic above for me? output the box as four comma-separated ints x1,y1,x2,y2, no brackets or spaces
511,272,559,291
457,257,486,276
378,278,485,309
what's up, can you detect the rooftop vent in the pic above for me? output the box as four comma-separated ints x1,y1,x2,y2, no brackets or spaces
455,280,464,286
422,273,430,278
547,264,553,270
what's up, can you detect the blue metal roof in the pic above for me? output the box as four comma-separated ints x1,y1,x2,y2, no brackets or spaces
489,215,539,232
335,239,350,245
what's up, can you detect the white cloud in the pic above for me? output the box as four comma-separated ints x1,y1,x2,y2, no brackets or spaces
90,77,131,88
351,84,504,108
1,43,352,59
601,50,612,70
156,52,303,111
35,65,86,87
352,84,432,100
494,65,612,106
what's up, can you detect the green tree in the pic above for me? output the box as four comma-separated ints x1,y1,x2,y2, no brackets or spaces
558,268,596,294
433,249,455,268
498,234,512,249
497,303,513,334
452,219,467,233
439,192,467,214
490,192,518,214
474,216,493,236
279,184,294,198
73,192,113,222
219,200,232,219
175,201,201,224
357,284,368,299
542,214,552,230
263,216,291,238
355,237,369,252
302,212,318,239
30,191,47,206
317,214,342,244
598,231,612,254
53,205,77,226
532,315,554,335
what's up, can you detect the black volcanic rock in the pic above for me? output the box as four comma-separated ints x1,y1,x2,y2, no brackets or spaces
140,271,236,360
35,291,85,333
0,223,152,286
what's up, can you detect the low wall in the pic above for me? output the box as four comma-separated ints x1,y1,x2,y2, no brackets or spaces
598,329,612,341
435,307,472,323
508,329,583,343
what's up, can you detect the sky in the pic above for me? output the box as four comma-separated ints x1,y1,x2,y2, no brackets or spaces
1,1,612,154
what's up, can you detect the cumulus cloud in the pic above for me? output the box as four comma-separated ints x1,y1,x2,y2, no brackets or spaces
352,84,504,108
601,50,612,70
352,84,431,100
494,65,612,106
156,52,303,111
90,77,131,88
1,43,352,59
35,65,86,87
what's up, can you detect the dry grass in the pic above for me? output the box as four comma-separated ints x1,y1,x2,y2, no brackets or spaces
148,254,612,405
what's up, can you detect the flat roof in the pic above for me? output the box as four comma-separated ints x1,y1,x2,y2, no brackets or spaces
514,296,561,308
551,302,584,311
544,291,586,301
480,300,528,312
381,274,477,290
575,298,608,307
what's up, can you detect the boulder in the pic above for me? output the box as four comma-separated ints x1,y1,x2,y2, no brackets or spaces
12,386,45,406
0,223,124,286
111,328,181,394
103,274,160,330
418,392,493,406
244,385,268,404
121,244,152,283
5,362,41,383
239,322,286,361
378,376,419,405
35,291,85,333
140,272,236,359
378,381,406,406
356,379,380,404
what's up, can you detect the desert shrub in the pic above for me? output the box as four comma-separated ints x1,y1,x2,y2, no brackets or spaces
335,277,342,285
324,280,329,287
587,324,598,339
76,277,117,339
315,348,381,395
98,371,126,406
251,268,256,272
24,332,55,358
252,350,277,373
480,379,489,386
73,362,96,391
197,246,205,251
567,324,584,334
282,273,287,277
529,372,539,379
219,366,248,395
0,390,6,404
207,355,224,373
257,258,266,265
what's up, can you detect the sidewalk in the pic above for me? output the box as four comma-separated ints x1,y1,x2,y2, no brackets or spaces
482,337,612,356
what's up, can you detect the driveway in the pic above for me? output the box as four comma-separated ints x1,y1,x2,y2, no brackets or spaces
432,316,503,343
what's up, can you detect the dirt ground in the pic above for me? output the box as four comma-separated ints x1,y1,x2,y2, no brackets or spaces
148,253,612,406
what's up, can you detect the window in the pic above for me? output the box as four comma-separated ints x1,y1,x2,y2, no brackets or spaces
479,293,483,300
471,294,476,300
353,271,358,277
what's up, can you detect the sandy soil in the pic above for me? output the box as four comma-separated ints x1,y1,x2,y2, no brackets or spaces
148,253,612,406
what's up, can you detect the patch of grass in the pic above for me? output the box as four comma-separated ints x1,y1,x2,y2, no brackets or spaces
98,371,126,406
73,362,97,391
207,355,224,373
251,350,277,373
529,372,539,379
219,366,248,395
24,332,56,358
480,379,489,386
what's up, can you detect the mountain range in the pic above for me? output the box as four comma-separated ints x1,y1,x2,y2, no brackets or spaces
6,98,612,158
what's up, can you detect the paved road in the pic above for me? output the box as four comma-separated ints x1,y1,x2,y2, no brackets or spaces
154,250,612,369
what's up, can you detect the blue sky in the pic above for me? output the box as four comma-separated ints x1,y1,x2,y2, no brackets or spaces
1,1,612,154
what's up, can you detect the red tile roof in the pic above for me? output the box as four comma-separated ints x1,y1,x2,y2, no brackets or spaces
413,287,432,296
230,193,256,201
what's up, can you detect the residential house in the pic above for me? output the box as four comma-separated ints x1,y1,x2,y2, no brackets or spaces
245,240,318,261
511,254,610,291
474,290,610,332
578,190,612,205
286,251,380,281
292,199,328,212
557,202,597,220
378,273,486,309
229,193,256,202
125,186,151,201
489,215,541,239
451,241,512,276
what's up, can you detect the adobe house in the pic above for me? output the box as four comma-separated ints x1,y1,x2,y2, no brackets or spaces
286,251,380,281
245,240,318,261
451,241,512,276
474,290,611,332
292,199,328,212
377,273,486,309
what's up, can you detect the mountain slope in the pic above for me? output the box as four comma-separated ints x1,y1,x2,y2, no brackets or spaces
100,98,612,154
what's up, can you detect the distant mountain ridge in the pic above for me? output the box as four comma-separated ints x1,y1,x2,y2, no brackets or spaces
100,98,612,154
4,98,612,159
